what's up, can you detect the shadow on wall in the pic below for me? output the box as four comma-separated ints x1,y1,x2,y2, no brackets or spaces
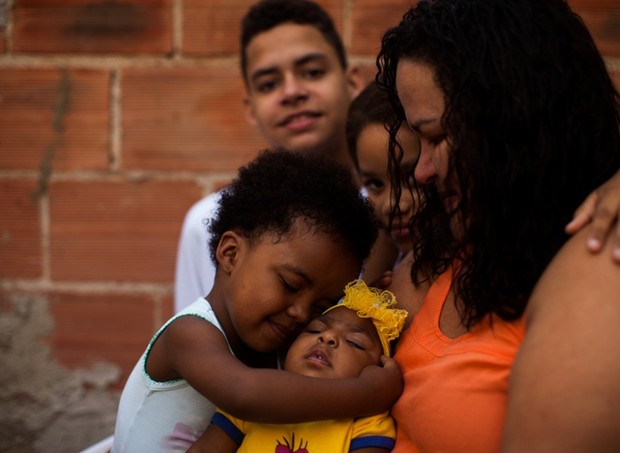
0,293,121,453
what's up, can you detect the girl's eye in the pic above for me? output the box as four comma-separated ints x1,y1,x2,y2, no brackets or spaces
281,278,300,293
363,178,385,192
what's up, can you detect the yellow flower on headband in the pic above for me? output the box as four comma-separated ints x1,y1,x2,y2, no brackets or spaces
324,279,408,356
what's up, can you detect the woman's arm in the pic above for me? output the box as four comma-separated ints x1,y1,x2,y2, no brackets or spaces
566,169,620,263
502,227,620,452
159,316,403,424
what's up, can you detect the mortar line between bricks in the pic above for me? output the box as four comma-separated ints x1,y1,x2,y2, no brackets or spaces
110,69,122,172
343,0,352,50
0,279,173,295
3,0,14,53
173,0,183,57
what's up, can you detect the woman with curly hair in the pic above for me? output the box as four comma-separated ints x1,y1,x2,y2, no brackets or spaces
376,0,620,451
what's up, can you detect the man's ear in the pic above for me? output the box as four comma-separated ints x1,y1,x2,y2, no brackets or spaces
216,231,242,273
345,65,366,100
243,96,258,127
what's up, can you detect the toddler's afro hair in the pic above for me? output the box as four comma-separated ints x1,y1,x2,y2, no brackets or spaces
208,149,379,268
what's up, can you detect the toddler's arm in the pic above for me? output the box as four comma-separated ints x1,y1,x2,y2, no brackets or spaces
162,316,403,424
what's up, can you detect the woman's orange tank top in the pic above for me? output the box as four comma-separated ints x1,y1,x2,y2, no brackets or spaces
392,269,525,453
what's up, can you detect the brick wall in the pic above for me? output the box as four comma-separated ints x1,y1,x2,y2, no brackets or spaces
0,1,619,451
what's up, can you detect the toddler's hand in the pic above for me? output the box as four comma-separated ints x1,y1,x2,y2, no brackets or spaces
358,355,403,411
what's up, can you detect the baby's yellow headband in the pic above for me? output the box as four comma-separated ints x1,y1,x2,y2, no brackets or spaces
324,279,408,357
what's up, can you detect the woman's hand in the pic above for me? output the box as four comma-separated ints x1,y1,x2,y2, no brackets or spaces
565,169,620,263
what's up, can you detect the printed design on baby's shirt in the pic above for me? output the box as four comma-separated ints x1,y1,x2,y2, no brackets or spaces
275,433,308,453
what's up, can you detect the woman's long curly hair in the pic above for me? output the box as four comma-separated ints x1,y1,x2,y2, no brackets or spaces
377,0,620,327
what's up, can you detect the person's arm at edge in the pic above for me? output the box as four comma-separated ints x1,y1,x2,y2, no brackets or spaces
502,226,620,452
162,317,403,424
565,169,620,263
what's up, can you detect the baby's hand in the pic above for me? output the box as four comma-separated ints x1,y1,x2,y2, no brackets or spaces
565,169,620,263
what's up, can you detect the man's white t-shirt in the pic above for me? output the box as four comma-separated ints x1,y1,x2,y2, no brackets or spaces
174,192,221,313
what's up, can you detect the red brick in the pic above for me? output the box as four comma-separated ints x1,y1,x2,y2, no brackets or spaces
575,10,620,58
611,68,620,92
183,0,254,56
0,28,5,54
48,179,203,282
316,0,346,37
356,62,380,88
47,291,159,389
0,68,110,171
13,0,172,55
160,294,174,323
0,180,42,279
122,66,266,172
350,0,413,57
183,0,345,56
569,0,620,9
568,0,620,58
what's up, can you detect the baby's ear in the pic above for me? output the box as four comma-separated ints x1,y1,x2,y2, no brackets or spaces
215,231,241,273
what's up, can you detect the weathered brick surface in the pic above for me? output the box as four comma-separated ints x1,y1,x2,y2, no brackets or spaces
13,0,173,54
565,1,620,57
569,0,620,11
47,291,160,389
183,0,254,56
0,180,42,279
0,68,110,171
572,9,620,57
183,0,345,56
350,0,414,57
122,66,266,172
48,179,202,282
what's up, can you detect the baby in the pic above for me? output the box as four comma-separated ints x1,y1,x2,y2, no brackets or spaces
192,279,407,452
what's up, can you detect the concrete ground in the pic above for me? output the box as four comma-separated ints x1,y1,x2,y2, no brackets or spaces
0,294,120,452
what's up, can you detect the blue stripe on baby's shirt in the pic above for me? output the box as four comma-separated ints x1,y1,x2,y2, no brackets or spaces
210,412,245,446
350,435,395,450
